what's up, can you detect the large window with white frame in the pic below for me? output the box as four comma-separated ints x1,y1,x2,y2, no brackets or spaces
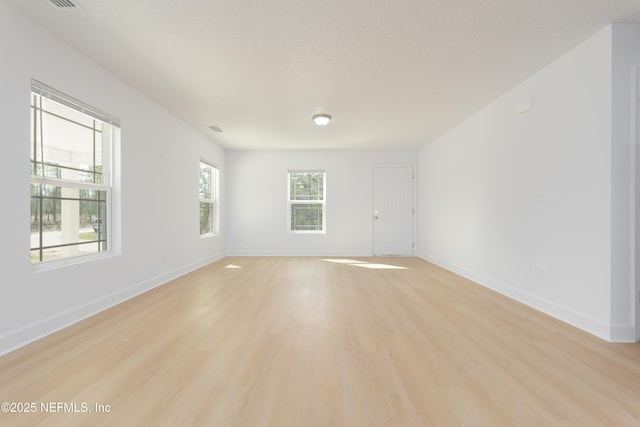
287,170,326,233
30,80,119,265
199,161,219,236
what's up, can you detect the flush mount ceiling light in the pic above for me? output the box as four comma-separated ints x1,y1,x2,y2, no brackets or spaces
312,114,332,126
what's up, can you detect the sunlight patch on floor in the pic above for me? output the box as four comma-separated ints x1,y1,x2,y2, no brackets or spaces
350,263,407,270
320,259,407,270
225,264,243,269
320,259,367,264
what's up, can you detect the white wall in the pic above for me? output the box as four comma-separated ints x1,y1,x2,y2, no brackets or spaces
610,24,640,341
0,1,225,356
226,150,416,256
418,26,622,341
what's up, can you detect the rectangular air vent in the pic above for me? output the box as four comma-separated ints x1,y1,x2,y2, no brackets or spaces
48,0,81,9
209,126,223,133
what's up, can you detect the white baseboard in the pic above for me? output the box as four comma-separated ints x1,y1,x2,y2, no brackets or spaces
0,253,224,357
224,250,373,257
609,324,637,343
417,252,636,343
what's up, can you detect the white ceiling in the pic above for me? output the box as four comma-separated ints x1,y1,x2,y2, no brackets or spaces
6,0,640,150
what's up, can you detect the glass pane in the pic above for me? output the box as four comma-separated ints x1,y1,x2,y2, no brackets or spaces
76,241,104,256
79,165,104,185
200,201,214,235
42,97,100,129
30,184,41,233
30,185,62,234
31,94,105,184
290,172,324,201
37,242,103,263
199,163,212,199
291,204,323,231
30,249,40,264
30,184,108,264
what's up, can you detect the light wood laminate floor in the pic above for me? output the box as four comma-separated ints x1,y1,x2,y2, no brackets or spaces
0,257,639,426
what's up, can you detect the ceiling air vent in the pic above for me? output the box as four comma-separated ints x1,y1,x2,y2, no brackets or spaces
48,0,82,9
209,126,223,133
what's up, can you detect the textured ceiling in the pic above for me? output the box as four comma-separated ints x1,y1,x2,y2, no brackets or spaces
5,0,640,149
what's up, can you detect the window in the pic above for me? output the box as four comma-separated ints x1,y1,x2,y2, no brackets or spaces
288,170,326,233
199,161,219,236
30,80,119,265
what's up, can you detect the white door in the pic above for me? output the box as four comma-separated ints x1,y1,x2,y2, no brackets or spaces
373,166,414,255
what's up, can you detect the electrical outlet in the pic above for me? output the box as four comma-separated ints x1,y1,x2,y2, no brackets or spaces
535,264,543,278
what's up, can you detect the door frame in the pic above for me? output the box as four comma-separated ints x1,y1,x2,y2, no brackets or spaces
371,164,416,256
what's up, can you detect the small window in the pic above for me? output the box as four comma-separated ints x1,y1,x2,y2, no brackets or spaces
288,170,326,233
199,161,219,236
30,80,119,265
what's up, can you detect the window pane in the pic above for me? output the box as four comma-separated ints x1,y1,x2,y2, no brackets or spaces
31,96,104,184
30,184,41,233
290,172,324,201
291,203,323,231
200,201,214,235
30,184,108,264
41,97,100,129
33,242,105,264
199,161,218,236
199,163,212,199
30,184,61,234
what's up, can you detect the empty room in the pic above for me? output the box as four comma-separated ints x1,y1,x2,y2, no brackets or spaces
1,0,640,426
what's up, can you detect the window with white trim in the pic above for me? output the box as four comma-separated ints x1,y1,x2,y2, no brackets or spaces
287,170,326,233
30,80,119,265
199,161,219,236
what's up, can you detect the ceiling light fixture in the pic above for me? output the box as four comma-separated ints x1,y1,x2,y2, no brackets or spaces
312,114,332,126
48,0,82,8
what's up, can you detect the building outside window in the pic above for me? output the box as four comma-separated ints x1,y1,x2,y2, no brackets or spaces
30,80,119,265
287,170,326,233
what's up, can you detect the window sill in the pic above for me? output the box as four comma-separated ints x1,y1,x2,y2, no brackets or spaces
200,233,218,239
31,251,116,273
